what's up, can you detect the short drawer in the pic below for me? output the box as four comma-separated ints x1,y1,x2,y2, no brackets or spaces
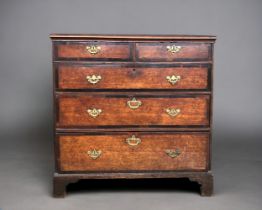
57,132,209,172
54,41,132,61
56,93,210,127
136,42,211,62
57,64,210,90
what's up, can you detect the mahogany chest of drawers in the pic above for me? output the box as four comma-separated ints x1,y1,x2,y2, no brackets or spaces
50,34,216,197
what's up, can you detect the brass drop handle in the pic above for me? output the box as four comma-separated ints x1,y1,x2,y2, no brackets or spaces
166,75,181,85
165,149,181,158
126,135,141,146
86,75,102,84
127,97,142,110
87,108,102,118
86,45,101,55
166,45,182,53
165,108,181,117
87,149,102,159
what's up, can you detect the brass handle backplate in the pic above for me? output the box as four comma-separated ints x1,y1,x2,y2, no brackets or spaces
87,108,102,118
86,75,101,84
165,149,181,158
127,98,142,110
166,108,181,117
166,75,181,85
86,45,101,55
166,45,182,53
87,149,102,159
126,135,141,146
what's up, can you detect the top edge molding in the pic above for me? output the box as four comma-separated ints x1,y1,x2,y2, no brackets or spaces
50,34,216,41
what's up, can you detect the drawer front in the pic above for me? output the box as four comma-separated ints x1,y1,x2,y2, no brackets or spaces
57,94,210,127
54,41,132,61
57,64,209,90
136,42,211,62
58,133,209,172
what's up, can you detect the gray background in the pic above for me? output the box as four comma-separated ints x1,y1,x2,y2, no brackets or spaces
0,0,262,209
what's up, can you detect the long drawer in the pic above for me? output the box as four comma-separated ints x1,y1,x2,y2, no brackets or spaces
56,63,210,90
56,93,210,127
57,132,209,172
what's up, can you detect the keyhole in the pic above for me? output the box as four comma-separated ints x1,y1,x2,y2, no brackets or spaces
129,68,138,78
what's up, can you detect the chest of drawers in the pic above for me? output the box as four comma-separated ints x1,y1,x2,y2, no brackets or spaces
50,34,216,197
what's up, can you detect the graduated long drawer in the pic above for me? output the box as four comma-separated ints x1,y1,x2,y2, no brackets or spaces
56,63,210,90
57,132,210,172
56,93,210,127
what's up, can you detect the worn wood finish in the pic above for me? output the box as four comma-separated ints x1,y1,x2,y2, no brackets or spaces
55,42,131,61
56,127,211,133
53,171,213,197
57,94,209,127
58,133,209,172
51,34,216,197
50,34,216,41
136,43,211,62
57,64,209,90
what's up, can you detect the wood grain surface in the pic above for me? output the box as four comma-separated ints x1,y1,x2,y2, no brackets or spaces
136,43,211,61
56,42,131,60
57,64,209,90
58,133,209,171
51,34,215,197
50,34,216,41
57,94,210,127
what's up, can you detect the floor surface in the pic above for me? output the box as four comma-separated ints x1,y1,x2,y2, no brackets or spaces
0,131,262,210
